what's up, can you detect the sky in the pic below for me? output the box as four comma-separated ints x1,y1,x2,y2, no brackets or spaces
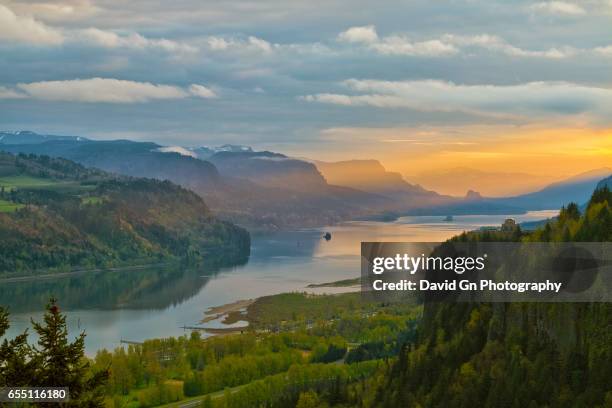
1,0,611,191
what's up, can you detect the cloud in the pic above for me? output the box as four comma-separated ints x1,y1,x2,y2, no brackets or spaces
79,28,197,53
188,84,217,99
529,1,586,15
443,34,574,58
300,93,407,108
16,78,185,103
338,25,456,56
0,4,64,45
301,79,612,119
1,78,217,103
206,36,230,50
247,36,273,53
203,35,275,54
2,0,100,23
336,26,575,58
0,6,198,56
337,25,378,44
594,45,612,56
371,36,458,56
0,86,26,99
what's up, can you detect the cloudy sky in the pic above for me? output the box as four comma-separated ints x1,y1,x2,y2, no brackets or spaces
1,0,611,183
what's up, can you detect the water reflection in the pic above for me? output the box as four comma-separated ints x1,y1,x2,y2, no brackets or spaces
311,211,558,258
0,256,247,314
1,211,557,354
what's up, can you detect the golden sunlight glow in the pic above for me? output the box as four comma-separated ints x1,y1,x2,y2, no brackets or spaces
302,126,612,197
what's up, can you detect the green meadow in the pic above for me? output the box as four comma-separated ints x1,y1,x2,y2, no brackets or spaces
0,175,95,194
0,199,23,213
0,175,64,189
81,195,104,205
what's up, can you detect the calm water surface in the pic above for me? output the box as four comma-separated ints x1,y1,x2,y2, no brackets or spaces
2,211,556,354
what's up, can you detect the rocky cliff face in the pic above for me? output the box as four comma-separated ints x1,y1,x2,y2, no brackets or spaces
209,151,328,191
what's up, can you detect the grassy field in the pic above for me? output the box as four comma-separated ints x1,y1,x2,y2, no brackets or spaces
0,199,23,213
0,175,62,189
0,175,101,212
81,196,104,205
246,292,370,328
0,175,93,193
307,277,361,288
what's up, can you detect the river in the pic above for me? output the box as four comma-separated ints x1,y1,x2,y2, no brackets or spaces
1,211,556,355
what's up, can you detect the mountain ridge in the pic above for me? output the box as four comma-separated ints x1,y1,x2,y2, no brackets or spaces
6,131,606,225
0,132,388,230
0,151,250,277
410,166,559,197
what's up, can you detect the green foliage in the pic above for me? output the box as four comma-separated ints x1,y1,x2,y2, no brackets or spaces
526,186,612,242
310,336,347,363
366,187,612,407
0,199,23,213
296,390,328,408
0,307,38,386
218,360,380,408
201,394,213,408
0,152,250,276
82,292,420,407
137,380,184,407
0,299,108,406
0,175,76,190
247,292,373,330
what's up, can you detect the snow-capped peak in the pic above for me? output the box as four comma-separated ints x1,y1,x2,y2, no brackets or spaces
155,146,198,158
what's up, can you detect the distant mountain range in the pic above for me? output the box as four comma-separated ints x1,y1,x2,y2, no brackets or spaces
409,167,556,197
316,160,427,194
212,151,329,191
2,131,609,228
0,130,86,144
315,160,446,206
408,167,611,216
316,160,611,213
0,132,388,229
491,168,611,210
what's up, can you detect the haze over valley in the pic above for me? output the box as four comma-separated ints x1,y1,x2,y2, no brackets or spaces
3,130,609,232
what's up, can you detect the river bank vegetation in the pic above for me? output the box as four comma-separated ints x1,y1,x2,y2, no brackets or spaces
97,186,611,407
1,186,611,407
84,292,420,407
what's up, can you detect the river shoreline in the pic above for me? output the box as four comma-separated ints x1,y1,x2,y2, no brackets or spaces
0,261,174,284
199,277,364,335
2,211,558,354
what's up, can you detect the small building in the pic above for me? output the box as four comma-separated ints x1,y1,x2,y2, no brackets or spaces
501,218,517,232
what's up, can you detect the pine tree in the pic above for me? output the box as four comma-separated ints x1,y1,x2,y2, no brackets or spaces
588,186,611,208
31,298,108,406
0,307,38,386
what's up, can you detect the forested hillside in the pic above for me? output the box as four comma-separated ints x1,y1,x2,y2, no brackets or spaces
0,152,249,277
1,182,610,407
369,186,612,407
